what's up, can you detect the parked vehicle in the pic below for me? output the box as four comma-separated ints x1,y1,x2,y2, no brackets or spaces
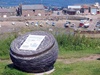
64,21,71,28
84,23,89,28
35,22,39,26
96,21,100,27
39,22,43,27
70,24,75,27
12,22,15,25
79,23,84,27
79,20,85,27
94,27,100,31
64,23,69,28
25,22,29,26
31,22,34,25
79,20,89,28
66,21,71,24
52,22,55,26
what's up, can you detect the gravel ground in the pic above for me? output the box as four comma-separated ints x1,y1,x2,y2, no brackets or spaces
0,14,100,34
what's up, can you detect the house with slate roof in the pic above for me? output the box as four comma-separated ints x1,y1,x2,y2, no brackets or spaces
19,4,46,17
0,7,17,17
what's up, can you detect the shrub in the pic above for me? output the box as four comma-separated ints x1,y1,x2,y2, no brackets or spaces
55,34,100,51
0,35,15,59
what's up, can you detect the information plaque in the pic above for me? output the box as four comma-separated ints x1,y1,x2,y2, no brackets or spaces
20,35,45,51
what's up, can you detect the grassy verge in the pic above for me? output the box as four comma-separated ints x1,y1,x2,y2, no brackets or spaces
56,34,100,58
0,60,100,75
56,34,100,51
51,60,100,75
0,61,27,75
0,34,16,60
58,49,100,59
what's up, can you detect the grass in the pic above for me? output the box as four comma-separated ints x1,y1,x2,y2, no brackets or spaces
0,31,100,75
58,49,100,59
0,61,27,75
56,34,100,58
0,34,16,60
51,61,100,75
56,34,100,51
0,60,100,75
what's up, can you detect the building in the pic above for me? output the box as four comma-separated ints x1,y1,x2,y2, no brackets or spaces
95,2,100,14
51,10,63,16
97,7,100,14
89,2,100,15
19,4,45,17
68,5,82,14
94,2,99,7
62,8,68,15
0,7,17,17
90,5,98,15
81,5,90,15
66,9,76,15
62,8,76,15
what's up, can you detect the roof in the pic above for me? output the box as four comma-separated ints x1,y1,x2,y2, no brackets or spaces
82,5,89,9
22,4,45,10
63,8,68,10
90,5,98,9
0,8,16,13
63,8,76,11
67,9,76,12
68,6,81,9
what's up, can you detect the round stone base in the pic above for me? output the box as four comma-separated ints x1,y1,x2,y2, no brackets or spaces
34,68,55,75
10,31,58,73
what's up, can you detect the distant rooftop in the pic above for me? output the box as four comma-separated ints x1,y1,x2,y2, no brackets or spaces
68,5,82,9
22,4,45,10
82,5,90,9
0,8,16,13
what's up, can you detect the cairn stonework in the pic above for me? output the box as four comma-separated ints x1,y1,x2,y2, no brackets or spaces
10,31,58,73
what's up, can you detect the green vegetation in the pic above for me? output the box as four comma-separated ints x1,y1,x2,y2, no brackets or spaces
0,60,100,75
56,34,100,51
0,61,27,75
56,34,100,58
51,61,100,75
0,34,16,59
0,32,100,75
2,65,27,75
